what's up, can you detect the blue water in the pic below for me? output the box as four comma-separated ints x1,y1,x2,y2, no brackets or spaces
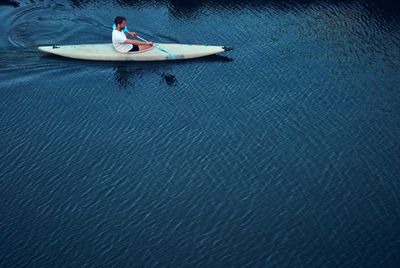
1,0,400,267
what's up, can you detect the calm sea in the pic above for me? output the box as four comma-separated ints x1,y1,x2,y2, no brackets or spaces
1,0,400,267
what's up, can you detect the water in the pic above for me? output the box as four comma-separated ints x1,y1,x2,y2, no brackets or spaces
1,0,400,267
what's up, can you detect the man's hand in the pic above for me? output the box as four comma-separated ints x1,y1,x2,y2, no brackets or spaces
129,32,138,37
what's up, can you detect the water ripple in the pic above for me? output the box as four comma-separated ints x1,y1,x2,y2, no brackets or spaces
1,0,400,267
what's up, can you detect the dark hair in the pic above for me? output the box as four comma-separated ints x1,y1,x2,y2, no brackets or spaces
114,16,127,26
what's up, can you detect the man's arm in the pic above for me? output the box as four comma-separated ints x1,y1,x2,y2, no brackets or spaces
123,39,153,46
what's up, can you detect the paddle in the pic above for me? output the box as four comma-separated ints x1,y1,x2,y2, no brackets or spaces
135,35,176,60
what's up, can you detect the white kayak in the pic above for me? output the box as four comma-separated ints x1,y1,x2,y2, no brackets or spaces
38,43,232,61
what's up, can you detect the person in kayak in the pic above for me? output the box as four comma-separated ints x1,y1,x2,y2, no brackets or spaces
112,16,153,53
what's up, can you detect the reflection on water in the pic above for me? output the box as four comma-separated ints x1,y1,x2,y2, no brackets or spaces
112,54,232,89
112,64,157,90
4,0,400,17
0,0,19,7
65,0,400,15
161,72,177,86
114,65,135,89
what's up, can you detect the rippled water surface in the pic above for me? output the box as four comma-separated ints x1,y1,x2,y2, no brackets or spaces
1,0,400,267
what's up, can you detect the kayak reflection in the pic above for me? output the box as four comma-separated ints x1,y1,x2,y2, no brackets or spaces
112,54,232,90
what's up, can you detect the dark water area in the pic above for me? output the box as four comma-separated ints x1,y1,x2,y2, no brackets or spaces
1,0,400,267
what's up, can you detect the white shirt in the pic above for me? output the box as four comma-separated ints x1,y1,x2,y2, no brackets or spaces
112,30,133,53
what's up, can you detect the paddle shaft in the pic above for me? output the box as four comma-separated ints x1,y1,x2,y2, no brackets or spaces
136,35,176,60
136,35,151,43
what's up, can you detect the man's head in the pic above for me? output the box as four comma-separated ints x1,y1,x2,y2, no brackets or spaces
114,16,127,29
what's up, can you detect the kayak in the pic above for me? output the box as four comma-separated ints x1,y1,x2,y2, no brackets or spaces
38,43,232,61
